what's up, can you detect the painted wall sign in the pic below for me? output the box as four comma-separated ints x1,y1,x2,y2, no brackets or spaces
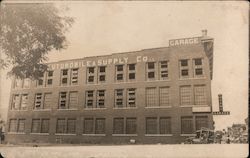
169,37,200,46
48,56,153,70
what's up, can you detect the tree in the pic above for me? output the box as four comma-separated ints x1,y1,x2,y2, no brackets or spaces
0,3,74,79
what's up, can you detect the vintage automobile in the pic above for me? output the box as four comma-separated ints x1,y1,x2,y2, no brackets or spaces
184,127,215,144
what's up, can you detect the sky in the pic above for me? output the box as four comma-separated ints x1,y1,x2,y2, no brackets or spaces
0,1,249,130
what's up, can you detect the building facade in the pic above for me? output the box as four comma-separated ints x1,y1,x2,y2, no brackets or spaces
6,30,214,144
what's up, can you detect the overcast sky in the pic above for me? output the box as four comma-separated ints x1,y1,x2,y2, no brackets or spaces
0,1,248,130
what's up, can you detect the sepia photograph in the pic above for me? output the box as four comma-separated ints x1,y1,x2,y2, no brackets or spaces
0,0,249,158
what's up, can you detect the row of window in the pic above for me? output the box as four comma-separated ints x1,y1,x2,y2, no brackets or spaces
11,85,207,110
13,58,204,89
8,116,209,135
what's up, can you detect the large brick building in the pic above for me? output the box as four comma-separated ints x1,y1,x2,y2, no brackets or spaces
6,30,214,144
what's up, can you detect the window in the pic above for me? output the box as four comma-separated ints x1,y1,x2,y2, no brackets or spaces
12,94,20,110
116,65,123,71
159,87,170,106
37,73,44,86
97,90,105,108
180,86,192,105
41,119,49,133
67,119,76,134
127,88,136,107
99,66,106,73
95,118,105,134
113,118,124,134
98,66,106,83
59,92,67,109
193,58,204,77
128,64,136,81
88,76,94,83
147,62,156,80
17,119,25,133
99,75,105,82
61,69,68,85
86,91,94,108
146,88,157,107
179,59,189,78
126,118,137,134
20,94,28,110
43,93,52,109
148,62,155,69
56,118,66,133
71,69,78,85
195,116,208,131
116,65,124,82
31,119,40,133
116,74,123,80
87,67,95,83
46,71,53,86
115,89,124,108
146,117,157,134
194,85,206,105
9,119,17,132
129,73,135,80
159,117,171,134
160,61,168,80
14,79,23,88
69,92,78,109
23,79,30,88
83,118,94,134
56,118,76,134
181,117,193,134
35,93,42,109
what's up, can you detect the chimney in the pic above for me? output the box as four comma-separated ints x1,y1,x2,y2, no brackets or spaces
202,29,207,37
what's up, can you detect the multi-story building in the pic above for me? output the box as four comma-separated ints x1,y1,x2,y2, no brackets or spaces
6,30,214,144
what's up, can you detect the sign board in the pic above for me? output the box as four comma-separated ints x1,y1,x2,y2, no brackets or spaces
48,55,154,70
192,106,211,113
169,37,200,47
212,111,230,115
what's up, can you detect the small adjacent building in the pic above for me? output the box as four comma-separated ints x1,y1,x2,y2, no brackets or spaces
6,30,214,144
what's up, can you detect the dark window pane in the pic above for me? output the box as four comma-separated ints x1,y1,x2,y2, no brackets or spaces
181,117,193,134
116,65,123,71
31,119,40,133
148,62,155,69
148,72,155,78
126,118,136,134
195,68,203,75
41,119,49,133
38,79,43,85
48,71,53,77
88,67,95,73
17,119,25,133
56,119,66,133
88,76,94,82
67,119,76,134
117,74,123,80
159,117,171,134
146,117,157,134
95,118,105,134
62,69,68,75
181,69,189,76
113,118,124,134
195,116,208,131
87,91,94,97
62,78,67,84
128,64,135,71
99,66,106,73
195,59,202,65
161,61,168,68
83,118,94,134
47,79,53,85
99,75,105,81
129,73,135,80
181,60,188,66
